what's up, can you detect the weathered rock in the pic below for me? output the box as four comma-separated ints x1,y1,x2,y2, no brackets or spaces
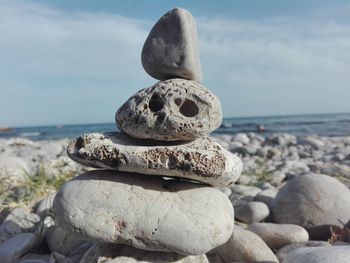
283,246,350,263
276,241,330,262
115,79,222,141
35,193,56,218
210,226,279,263
0,207,40,243
273,174,350,227
53,170,234,255
67,132,242,187
0,233,37,263
141,8,202,82
235,202,270,224
80,243,209,263
247,223,309,250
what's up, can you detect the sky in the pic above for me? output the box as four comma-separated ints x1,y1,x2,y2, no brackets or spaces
1,0,350,127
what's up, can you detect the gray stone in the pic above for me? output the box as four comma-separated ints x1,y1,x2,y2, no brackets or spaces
18,254,50,263
210,226,278,263
284,246,350,263
276,241,330,262
80,243,208,263
141,8,202,82
115,79,222,141
35,193,56,218
233,133,250,144
235,201,270,224
273,174,350,227
46,226,86,255
247,223,309,250
53,170,234,255
254,188,278,209
67,132,242,187
0,207,40,243
0,233,36,263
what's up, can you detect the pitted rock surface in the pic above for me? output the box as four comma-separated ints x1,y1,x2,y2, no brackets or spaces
53,170,234,255
141,8,202,82
115,79,222,141
67,132,242,187
80,243,209,263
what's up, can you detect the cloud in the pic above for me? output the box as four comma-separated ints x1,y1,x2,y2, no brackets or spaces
0,1,350,126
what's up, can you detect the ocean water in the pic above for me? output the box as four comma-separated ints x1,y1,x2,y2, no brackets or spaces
1,113,350,141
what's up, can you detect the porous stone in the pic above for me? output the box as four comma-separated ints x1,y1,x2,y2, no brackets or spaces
53,170,234,255
247,223,309,250
80,243,209,263
115,79,222,141
276,241,330,263
283,246,350,263
235,201,270,224
272,173,350,227
210,226,278,263
141,8,202,82
67,132,242,187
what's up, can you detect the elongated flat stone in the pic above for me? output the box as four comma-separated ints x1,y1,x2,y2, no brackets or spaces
116,79,222,141
67,132,242,187
142,8,202,81
53,170,234,255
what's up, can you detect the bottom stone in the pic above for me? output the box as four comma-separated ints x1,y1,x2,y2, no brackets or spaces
53,170,234,255
80,242,209,263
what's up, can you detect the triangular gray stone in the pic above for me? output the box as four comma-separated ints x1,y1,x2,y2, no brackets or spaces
142,8,202,81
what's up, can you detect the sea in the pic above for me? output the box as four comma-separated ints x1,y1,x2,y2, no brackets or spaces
1,113,350,141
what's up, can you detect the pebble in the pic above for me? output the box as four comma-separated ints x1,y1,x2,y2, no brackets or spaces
141,8,202,82
283,246,350,263
235,201,270,224
247,223,309,250
276,241,330,262
80,243,209,263
254,188,278,209
273,173,350,227
53,170,234,255
115,78,222,141
0,233,36,263
210,225,278,263
67,132,242,187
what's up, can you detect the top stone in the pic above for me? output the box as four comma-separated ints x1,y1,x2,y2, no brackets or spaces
142,8,202,82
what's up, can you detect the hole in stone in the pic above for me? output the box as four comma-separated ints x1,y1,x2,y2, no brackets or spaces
179,99,199,117
174,98,182,106
149,93,164,112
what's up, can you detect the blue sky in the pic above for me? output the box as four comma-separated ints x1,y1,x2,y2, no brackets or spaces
1,0,350,127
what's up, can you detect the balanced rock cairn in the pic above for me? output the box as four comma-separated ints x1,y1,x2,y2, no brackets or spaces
53,8,243,262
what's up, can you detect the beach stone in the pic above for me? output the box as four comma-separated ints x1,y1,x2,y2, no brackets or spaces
247,223,309,250
0,207,40,243
35,193,56,218
67,132,242,187
235,201,270,224
283,246,350,263
276,241,330,262
18,254,50,263
254,188,278,209
210,226,278,263
273,173,350,227
80,243,208,263
115,79,222,141
141,8,202,82
0,233,36,263
53,170,234,255
46,226,86,255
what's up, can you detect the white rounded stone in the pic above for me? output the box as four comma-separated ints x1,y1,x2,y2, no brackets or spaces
142,8,202,82
284,246,350,263
115,79,222,141
235,201,270,224
247,223,309,250
273,174,350,227
53,170,234,255
67,132,242,187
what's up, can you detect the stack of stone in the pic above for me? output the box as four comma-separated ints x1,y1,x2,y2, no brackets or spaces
53,8,243,262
